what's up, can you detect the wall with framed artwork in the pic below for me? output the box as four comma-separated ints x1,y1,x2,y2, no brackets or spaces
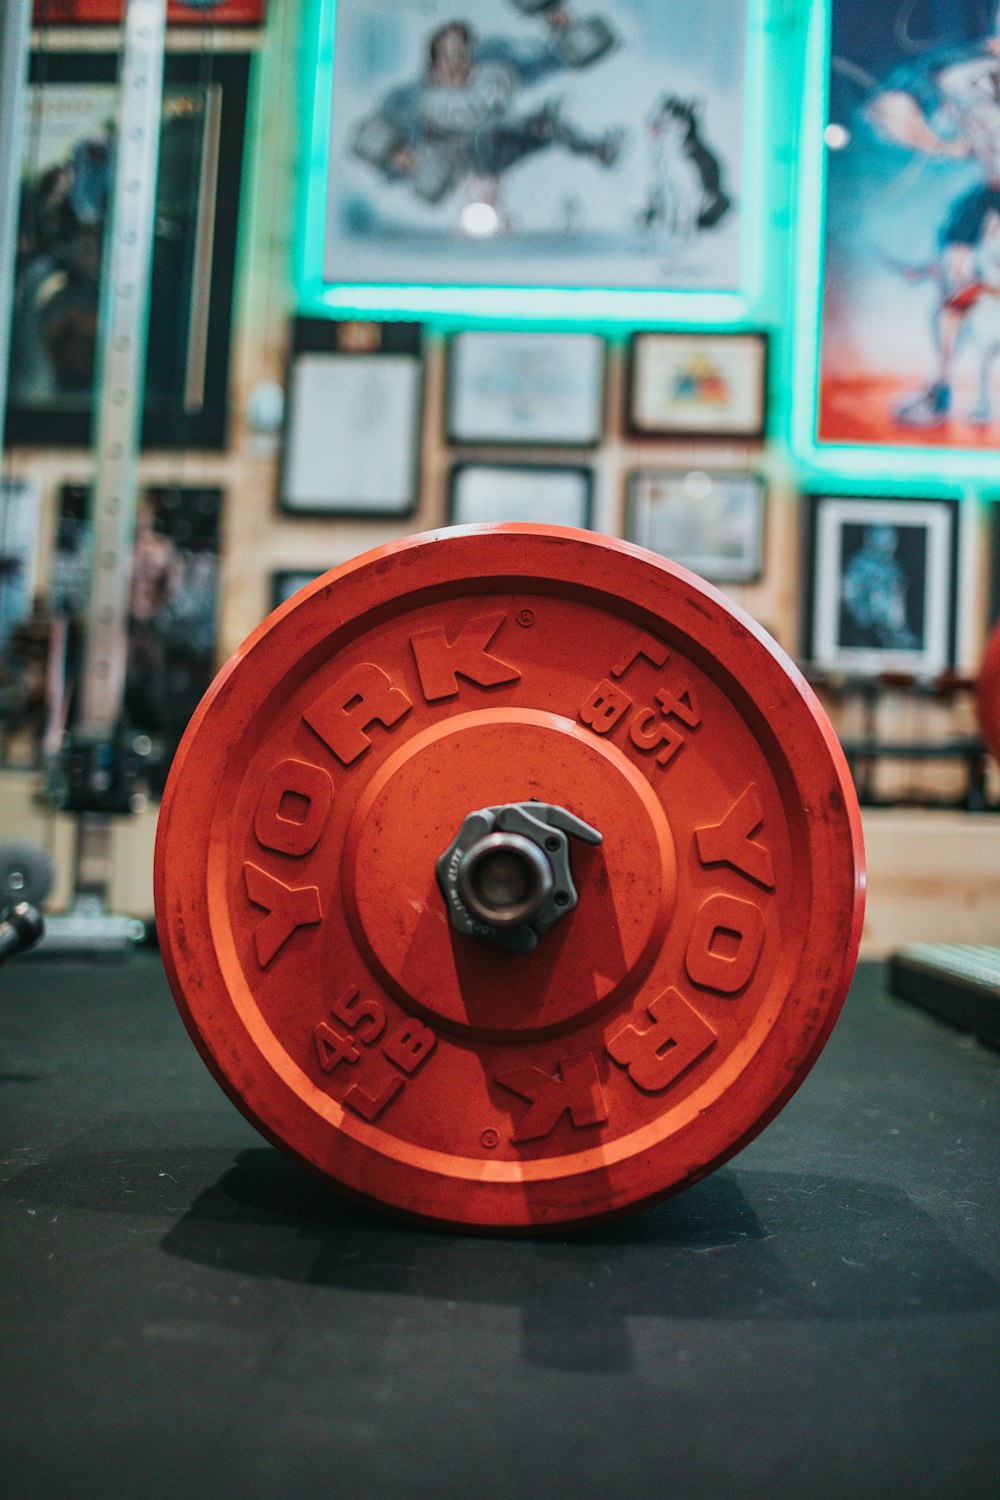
2,0,1000,951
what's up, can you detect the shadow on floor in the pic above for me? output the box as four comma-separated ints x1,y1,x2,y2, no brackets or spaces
5,1141,997,1373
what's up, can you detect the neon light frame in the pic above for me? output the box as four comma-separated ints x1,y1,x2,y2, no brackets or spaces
791,0,999,493
296,0,771,331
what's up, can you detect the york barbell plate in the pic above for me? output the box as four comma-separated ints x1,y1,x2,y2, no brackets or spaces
155,525,865,1230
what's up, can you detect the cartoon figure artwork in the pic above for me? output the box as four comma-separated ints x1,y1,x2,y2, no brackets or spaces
324,1,746,291
819,0,1000,449
639,96,731,242
840,524,920,650
351,6,622,214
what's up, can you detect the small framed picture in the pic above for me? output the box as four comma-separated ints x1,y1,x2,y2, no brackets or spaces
449,464,592,528
626,469,765,583
271,570,326,610
280,320,423,517
447,331,605,447
804,495,959,677
627,331,767,439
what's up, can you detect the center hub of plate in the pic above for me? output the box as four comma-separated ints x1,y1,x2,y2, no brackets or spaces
342,708,677,1041
457,830,555,926
437,800,603,953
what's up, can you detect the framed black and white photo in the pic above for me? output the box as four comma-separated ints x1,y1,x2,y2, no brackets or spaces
627,331,767,439
281,320,423,517
626,469,764,583
447,331,604,447
804,495,959,678
449,463,592,527
6,51,249,450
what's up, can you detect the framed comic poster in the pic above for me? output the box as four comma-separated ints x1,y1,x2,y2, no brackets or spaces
322,0,747,291
626,469,764,583
447,331,604,446
628,331,767,438
818,1,1000,452
33,1,266,21
281,320,423,516
804,495,959,678
449,463,592,526
6,52,249,450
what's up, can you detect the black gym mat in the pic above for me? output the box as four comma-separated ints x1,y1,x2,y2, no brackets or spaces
1,956,998,1500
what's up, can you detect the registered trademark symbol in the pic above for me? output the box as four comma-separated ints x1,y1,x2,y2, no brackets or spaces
516,609,535,628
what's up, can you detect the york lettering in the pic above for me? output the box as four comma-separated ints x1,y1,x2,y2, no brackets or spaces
685,893,765,995
496,1052,608,1143
254,758,334,857
607,987,716,1093
410,612,521,702
243,862,322,967
695,785,775,890
304,662,412,765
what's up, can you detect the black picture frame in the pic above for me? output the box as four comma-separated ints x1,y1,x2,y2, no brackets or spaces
279,319,423,518
6,50,249,450
626,330,768,440
270,569,327,610
448,462,593,528
446,330,606,448
802,493,959,678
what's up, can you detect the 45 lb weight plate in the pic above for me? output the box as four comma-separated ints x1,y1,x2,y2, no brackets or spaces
155,526,865,1230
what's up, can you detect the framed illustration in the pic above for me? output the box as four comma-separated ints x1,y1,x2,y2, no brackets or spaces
6,51,249,450
449,463,592,527
447,331,604,446
815,1,1000,454
628,330,766,438
321,0,747,291
280,320,423,517
803,495,959,678
626,469,764,583
33,2,267,21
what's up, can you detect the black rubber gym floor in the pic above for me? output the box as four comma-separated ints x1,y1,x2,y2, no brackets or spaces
1,956,997,1500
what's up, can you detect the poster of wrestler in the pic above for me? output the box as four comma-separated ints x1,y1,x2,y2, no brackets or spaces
323,0,745,290
819,0,1000,449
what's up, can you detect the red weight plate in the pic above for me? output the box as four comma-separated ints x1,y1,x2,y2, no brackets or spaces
978,621,1000,766
155,525,865,1231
